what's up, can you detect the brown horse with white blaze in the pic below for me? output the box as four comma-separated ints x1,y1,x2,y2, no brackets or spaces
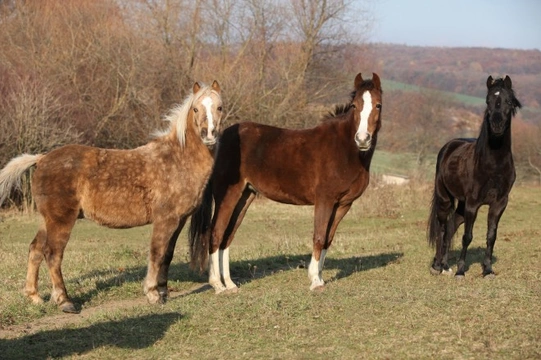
0,81,223,313
189,73,382,292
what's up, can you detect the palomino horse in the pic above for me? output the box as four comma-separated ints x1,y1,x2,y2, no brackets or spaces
0,81,223,313
189,73,382,292
428,75,521,278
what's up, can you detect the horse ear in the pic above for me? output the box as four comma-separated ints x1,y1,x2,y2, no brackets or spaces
193,82,201,94
372,73,381,89
354,73,364,89
486,76,494,89
211,80,221,93
504,75,512,89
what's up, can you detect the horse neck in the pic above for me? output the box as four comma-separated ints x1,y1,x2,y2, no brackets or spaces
163,115,212,159
360,133,378,165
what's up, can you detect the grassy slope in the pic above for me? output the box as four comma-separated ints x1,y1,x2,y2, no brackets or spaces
0,183,539,359
382,79,487,106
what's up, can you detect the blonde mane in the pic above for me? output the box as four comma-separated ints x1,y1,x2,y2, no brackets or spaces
156,83,217,147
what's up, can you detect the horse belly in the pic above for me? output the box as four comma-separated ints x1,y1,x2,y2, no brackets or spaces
253,179,314,205
80,181,152,228
82,199,151,228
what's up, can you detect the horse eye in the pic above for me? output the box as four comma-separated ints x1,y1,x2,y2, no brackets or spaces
193,108,198,113
217,106,222,111
376,104,382,109
351,104,356,109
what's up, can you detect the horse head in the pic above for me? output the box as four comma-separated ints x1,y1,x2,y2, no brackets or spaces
351,73,383,151
192,80,224,148
485,75,521,137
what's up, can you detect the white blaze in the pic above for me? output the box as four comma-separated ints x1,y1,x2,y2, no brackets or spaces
201,96,215,137
357,91,373,142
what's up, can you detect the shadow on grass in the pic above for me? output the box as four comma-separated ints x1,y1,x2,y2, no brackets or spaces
63,262,206,309
220,251,404,286
0,312,181,359
60,251,403,308
447,246,499,273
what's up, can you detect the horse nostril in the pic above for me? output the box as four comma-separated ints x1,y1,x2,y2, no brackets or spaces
201,129,208,138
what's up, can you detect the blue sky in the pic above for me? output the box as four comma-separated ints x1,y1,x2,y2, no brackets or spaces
367,0,541,50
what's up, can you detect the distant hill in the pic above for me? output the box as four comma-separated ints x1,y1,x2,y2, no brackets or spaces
367,44,541,111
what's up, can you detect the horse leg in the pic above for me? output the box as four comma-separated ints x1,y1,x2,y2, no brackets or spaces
455,203,479,278
441,201,465,274
310,203,351,286
431,192,454,274
326,204,352,246
483,198,508,278
144,216,182,304
219,189,256,292
208,184,245,293
308,201,335,291
43,218,78,313
156,217,187,300
24,224,47,304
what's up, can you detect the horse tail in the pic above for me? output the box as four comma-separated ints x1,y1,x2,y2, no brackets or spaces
188,180,213,272
0,154,43,206
427,190,441,248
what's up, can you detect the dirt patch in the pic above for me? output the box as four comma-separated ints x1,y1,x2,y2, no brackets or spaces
0,284,211,339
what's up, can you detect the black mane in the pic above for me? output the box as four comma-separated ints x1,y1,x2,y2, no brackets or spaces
324,89,357,119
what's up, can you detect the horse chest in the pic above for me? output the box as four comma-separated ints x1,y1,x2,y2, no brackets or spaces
331,168,369,202
476,174,514,203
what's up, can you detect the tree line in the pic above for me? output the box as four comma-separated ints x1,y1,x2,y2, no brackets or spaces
0,0,370,160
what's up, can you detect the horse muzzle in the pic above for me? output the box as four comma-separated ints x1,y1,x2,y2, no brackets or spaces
355,132,372,151
201,128,219,147
203,138,217,148
488,113,507,136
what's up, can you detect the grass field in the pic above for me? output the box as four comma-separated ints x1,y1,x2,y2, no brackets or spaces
0,183,540,359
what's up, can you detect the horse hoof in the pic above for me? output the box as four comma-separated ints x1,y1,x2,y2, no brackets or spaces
455,274,465,281
146,291,162,304
158,291,168,304
60,302,80,314
442,268,454,276
213,287,226,294
224,287,239,294
27,294,44,305
429,267,442,276
483,273,496,279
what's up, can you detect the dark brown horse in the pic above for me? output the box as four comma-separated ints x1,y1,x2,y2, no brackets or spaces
428,75,521,278
0,81,223,313
189,73,382,292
